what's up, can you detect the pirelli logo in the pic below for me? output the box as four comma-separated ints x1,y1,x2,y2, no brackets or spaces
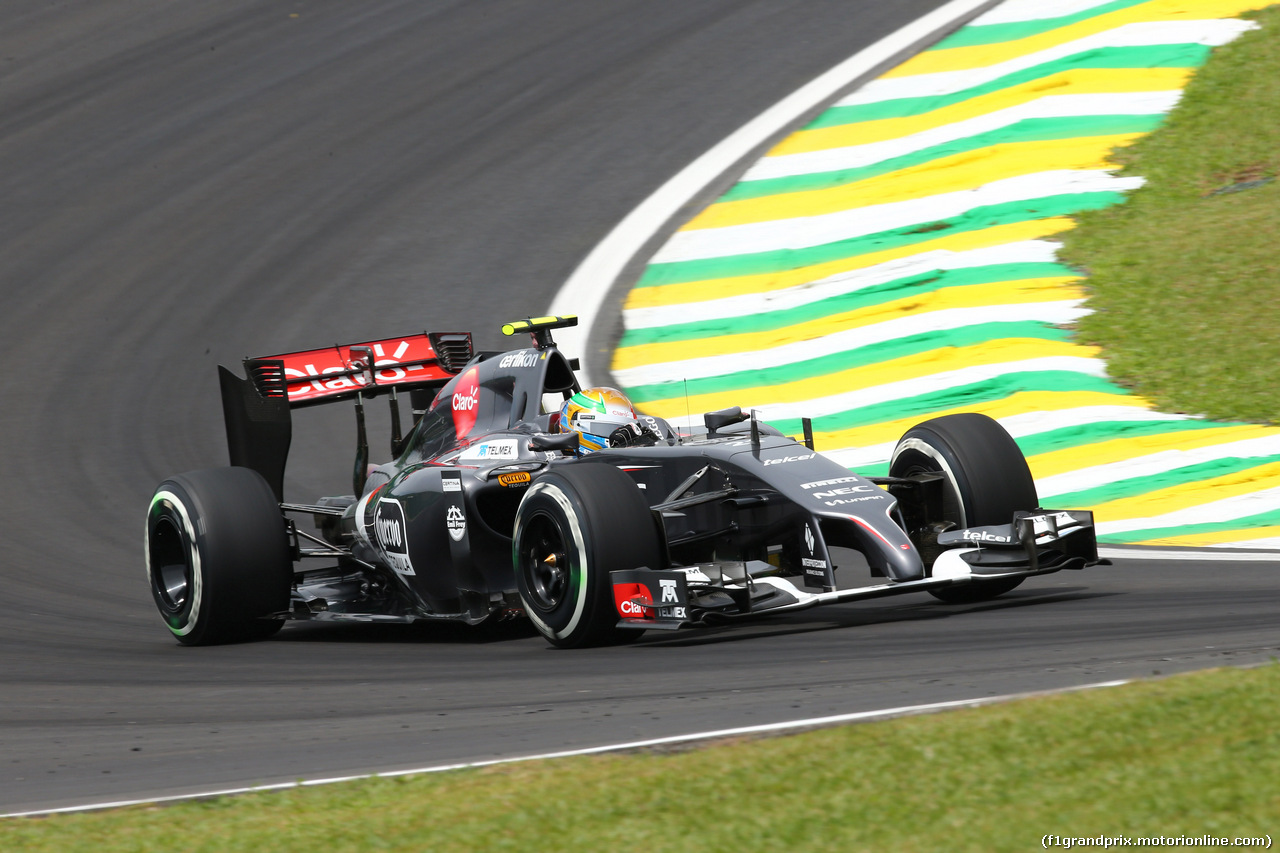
497,471,532,488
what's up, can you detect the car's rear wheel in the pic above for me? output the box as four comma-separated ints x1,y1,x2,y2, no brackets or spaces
145,467,293,645
889,413,1038,603
513,463,661,648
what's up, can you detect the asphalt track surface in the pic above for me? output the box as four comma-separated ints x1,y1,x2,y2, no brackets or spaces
1,0,1276,816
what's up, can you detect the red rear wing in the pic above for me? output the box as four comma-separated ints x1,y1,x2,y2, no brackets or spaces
245,331,473,407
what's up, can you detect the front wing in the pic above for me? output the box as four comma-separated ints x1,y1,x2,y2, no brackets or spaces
611,509,1104,630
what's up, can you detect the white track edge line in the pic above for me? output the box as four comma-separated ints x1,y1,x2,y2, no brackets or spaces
548,0,999,386
1099,546,1279,562
1,678,1130,819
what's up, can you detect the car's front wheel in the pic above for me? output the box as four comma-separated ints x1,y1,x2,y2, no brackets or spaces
890,413,1038,604
145,467,293,645
513,463,662,648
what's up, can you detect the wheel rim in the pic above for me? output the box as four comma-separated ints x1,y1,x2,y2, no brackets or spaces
150,516,192,615
519,512,569,612
895,451,964,527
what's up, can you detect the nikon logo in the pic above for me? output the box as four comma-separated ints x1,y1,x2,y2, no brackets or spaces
499,351,540,369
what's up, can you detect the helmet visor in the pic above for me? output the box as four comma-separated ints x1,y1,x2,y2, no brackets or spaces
573,412,637,438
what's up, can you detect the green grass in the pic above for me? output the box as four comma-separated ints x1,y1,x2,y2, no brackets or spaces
1059,5,1280,423
4,664,1279,851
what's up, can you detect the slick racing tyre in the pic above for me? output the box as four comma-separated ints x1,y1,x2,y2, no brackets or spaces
890,413,1038,604
513,463,662,648
146,467,293,645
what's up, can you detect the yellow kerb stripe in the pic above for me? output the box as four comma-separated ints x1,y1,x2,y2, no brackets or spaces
1137,523,1280,547
637,338,1098,421
615,277,1084,372
1088,459,1280,523
1028,423,1276,480
624,218,1077,311
883,0,1268,78
811,390,1150,451
688,133,1144,230
776,69,1192,154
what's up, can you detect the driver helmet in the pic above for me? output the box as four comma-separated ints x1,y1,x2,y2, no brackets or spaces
558,387,649,453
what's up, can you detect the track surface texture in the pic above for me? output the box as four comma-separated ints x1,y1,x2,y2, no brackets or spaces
2,0,1275,815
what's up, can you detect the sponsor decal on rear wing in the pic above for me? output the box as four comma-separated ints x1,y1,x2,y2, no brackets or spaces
245,332,473,407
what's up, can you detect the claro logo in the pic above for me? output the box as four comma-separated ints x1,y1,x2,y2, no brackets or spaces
612,582,654,620
451,368,480,438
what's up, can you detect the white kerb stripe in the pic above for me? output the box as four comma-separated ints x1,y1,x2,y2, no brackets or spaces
818,407,1195,471
839,20,1258,106
1037,434,1280,500
653,170,1143,264
995,405,1192,436
747,90,1182,182
624,239,1065,331
615,300,1090,388
1197,536,1280,550
1096,483,1280,536
972,0,1135,27
662,355,1108,428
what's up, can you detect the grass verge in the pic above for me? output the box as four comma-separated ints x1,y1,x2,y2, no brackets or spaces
3,664,1279,852
1060,5,1280,423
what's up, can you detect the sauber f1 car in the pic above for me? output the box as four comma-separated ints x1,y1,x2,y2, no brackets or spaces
145,316,1105,648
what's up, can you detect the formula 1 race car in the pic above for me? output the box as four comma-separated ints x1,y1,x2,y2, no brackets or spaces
145,316,1105,648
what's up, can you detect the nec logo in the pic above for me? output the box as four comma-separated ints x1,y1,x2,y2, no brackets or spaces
812,486,875,499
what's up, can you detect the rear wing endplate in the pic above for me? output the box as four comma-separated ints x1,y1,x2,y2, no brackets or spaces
219,331,473,501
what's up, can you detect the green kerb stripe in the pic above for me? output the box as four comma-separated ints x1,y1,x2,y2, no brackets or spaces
934,0,1154,49
1099,507,1280,544
810,43,1211,128
1043,453,1280,508
638,191,1124,288
855,462,893,478
724,114,1165,202
815,419,1242,484
763,371,1125,436
1015,417,1229,458
627,322,1070,404
621,262,1072,347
